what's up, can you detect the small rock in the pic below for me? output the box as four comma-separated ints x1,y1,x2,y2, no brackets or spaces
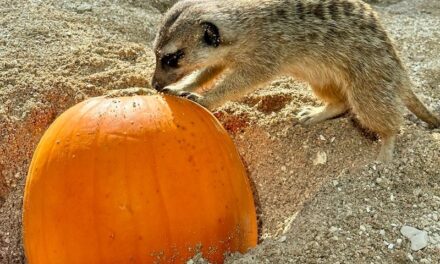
313,151,327,165
76,3,93,13
379,230,385,236
390,194,395,201
261,233,270,240
319,135,326,141
387,243,395,250
330,137,336,143
360,225,367,232
413,188,422,196
400,226,429,251
329,226,338,233
279,236,287,243
396,238,403,245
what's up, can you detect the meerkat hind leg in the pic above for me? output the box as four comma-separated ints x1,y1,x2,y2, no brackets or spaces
297,103,348,125
347,81,402,163
377,134,396,163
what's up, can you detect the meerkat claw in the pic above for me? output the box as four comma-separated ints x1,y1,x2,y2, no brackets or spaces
160,87,203,104
296,106,315,124
181,91,203,102
297,107,313,117
174,91,203,103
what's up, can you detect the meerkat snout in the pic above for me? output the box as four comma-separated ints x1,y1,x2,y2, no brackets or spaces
151,1,224,91
151,48,186,91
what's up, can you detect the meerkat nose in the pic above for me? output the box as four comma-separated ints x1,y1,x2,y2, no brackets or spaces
152,79,164,91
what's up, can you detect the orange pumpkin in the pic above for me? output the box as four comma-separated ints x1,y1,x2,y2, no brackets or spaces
23,95,257,264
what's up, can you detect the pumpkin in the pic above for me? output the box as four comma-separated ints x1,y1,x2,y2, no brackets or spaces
23,95,257,264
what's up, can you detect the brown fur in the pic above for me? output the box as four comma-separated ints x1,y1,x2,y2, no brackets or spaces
151,0,440,162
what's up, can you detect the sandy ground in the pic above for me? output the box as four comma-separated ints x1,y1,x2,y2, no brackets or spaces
0,0,439,263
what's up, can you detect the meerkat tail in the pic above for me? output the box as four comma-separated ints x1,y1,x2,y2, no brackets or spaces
401,88,440,128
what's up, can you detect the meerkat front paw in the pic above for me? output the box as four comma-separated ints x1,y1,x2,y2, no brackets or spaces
161,88,204,105
296,106,322,125
296,104,348,125
178,91,203,103
161,86,182,96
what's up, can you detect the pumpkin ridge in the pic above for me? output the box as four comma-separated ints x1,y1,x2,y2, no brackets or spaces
143,96,174,261
26,98,102,262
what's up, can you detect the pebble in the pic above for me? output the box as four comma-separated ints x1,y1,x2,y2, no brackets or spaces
400,226,429,251
329,226,338,233
413,188,422,196
313,151,327,165
379,230,385,236
279,236,287,243
76,3,93,13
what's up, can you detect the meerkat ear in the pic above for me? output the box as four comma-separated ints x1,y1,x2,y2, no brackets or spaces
201,22,220,47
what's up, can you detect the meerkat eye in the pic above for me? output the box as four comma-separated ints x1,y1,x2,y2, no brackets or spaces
202,22,220,47
161,49,185,68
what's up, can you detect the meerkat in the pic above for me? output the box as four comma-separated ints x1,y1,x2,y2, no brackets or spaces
151,0,440,162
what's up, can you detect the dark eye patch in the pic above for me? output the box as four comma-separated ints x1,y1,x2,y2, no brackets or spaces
161,49,185,68
202,22,220,47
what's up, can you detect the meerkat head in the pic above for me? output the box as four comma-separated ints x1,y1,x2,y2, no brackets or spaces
151,1,231,91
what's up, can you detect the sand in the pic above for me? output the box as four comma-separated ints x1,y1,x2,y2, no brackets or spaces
0,0,439,263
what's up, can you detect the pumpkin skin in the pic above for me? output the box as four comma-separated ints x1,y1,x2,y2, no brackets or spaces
23,95,257,264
